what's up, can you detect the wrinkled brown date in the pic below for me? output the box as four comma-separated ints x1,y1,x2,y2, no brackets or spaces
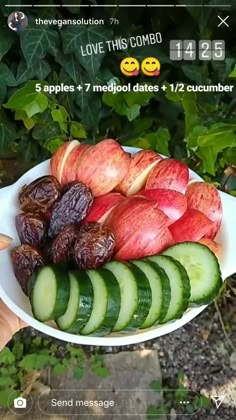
19,176,61,213
11,245,45,295
74,222,116,270
16,212,48,248
51,224,79,264
48,182,94,238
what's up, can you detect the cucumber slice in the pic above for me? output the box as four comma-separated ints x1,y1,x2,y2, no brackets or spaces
105,261,151,332
163,242,222,305
30,265,70,322
131,259,170,328
147,255,190,323
80,268,120,336
56,271,93,332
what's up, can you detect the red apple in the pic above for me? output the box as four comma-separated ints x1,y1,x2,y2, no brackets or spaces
198,238,222,260
50,140,80,182
75,139,130,196
61,144,90,185
118,150,162,197
169,209,214,243
186,182,222,239
84,192,125,224
105,196,170,254
146,158,189,193
138,189,187,222
115,223,174,261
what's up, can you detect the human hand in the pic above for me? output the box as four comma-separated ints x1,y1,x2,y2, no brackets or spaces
0,233,27,351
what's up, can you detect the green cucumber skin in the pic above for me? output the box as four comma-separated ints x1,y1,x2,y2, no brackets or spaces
125,262,152,330
58,271,94,333
80,268,121,337
143,260,171,323
163,242,223,305
30,265,70,321
148,255,191,323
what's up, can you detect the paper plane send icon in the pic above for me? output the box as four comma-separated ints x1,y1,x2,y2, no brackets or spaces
211,395,225,409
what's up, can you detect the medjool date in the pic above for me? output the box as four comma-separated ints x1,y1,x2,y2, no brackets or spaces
11,245,45,295
74,222,116,270
19,175,61,213
48,181,94,238
16,212,48,247
51,225,78,264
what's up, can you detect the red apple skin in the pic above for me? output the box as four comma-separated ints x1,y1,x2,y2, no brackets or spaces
76,139,130,196
105,196,170,253
50,140,80,182
119,150,162,197
169,209,215,243
84,192,125,224
146,158,189,193
61,144,90,186
198,238,222,260
138,189,187,222
115,224,174,261
186,182,222,240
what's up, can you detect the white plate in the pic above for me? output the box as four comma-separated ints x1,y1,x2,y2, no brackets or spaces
0,146,236,346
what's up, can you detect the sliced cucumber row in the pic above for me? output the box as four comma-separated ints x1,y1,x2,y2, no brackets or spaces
29,241,222,336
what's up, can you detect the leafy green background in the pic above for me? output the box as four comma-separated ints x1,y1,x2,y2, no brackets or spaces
0,1,236,184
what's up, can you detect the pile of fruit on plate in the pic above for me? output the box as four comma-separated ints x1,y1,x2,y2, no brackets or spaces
11,139,223,336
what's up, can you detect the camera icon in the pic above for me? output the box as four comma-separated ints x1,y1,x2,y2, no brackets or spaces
14,397,27,409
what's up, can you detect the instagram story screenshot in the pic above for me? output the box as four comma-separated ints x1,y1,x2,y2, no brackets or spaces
0,0,235,418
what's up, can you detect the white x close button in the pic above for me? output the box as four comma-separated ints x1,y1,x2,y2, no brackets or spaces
217,15,229,27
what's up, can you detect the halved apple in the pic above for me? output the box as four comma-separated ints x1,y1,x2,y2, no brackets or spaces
105,196,170,255
169,209,214,243
61,144,90,185
138,189,187,223
118,150,162,197
186,182,222,239
50,140,80,183
84,192,125,224
146,158,189,193
76,139,130,196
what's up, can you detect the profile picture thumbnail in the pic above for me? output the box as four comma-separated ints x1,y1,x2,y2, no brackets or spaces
8,11,28,32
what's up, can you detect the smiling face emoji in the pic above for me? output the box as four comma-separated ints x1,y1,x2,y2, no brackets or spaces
141,57,161,76
120,57,140,77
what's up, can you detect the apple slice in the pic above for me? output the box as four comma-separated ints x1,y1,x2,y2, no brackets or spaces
169,209,214,243
118,150,162,197
76,139,130,196
84,192,125,224
186,182,222,240
50,140,80,182
115,223,174,261
61,144,90,185
105,196,170,253
138,189,187,223
198,238,222,260
146,158,189,193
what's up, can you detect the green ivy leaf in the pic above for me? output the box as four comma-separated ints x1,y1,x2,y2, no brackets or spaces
0,376,15,388
0,27,15,61
0,389,18,408
70,121,87,139
150,381,162,392
0,83,6,104
20,26,59,67
43,137,65,153
53,360,69,376
90,355,110,379
32,121,63,140
0,348,15,365
51,105,69,131
182,91,200,136
73,367,84,380
19,354,51,371
4,80,48,118
35,60,51,80
0,113,17,151
56,53,82,85
0,62,16,86
61,26,112,76
229,65,236,78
